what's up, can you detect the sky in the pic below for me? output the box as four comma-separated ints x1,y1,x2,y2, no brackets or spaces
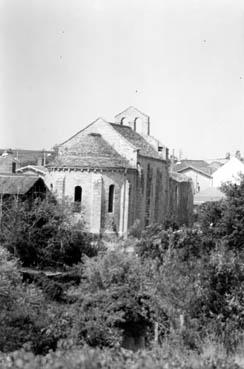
0,0,244,160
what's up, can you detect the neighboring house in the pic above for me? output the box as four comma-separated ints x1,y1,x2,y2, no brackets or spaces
208,161,223,172
169,172,193,226
194,187,225,206
174,160,213,193
44,107,170,236
0,152,19,174
0,151,49,210
0,149,55,168
212,157,244,187
0,175,48,205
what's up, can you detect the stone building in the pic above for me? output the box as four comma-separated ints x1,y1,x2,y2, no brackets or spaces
0,151,19,174
0,150,49,210
39,107,171,236
16,107,193,236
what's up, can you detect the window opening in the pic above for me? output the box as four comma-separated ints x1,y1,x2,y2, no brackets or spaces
74,186,82,212
108,184,115,213
12,162,16,173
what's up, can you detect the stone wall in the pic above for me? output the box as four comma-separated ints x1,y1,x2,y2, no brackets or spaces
126,155,169,231
47,169,131,235
168,176,193,227
0,155,18,174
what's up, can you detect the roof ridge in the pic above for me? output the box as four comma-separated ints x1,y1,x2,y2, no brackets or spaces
114,106,149,118
58,117,108,146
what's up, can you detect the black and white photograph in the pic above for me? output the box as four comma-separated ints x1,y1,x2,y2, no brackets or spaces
1,0,244,367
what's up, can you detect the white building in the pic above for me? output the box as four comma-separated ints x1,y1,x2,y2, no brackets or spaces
212,157,244,187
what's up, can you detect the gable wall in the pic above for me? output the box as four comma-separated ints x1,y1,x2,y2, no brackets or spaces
59,119,138,168
212,159,244,187
180,168,212,193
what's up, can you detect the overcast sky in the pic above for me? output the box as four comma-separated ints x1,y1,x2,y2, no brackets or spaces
0,0,244,159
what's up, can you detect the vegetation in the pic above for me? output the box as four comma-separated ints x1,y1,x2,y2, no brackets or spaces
1,179,244,367
0,196,99,268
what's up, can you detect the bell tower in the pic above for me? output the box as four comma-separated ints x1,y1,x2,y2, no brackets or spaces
114,106,150,136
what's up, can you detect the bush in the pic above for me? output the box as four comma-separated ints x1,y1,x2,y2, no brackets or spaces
0,196,98,268
70,251,168,349
0,247,55,353
198,178,244,251
0,346,242,369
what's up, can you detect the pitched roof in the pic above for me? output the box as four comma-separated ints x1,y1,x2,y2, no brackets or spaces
170,171,192,183
114,106,149,119
0,175,41,195
48,133,131,169
110,123,162,160
194,187,225,205
17,165,48,175
175,160,212,177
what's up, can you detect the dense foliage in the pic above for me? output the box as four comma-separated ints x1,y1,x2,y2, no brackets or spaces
0,196,98,268
1,178,244,367
0,247,60,353
198,178,244,250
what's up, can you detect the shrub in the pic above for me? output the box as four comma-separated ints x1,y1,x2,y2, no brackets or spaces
0,196,98,268
71,251,168,349
0,346,242,369
0,247,54,353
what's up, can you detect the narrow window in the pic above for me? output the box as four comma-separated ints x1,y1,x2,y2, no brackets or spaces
12,162,16,173
134,118,137,131
108,184,115,213
74,186,82,212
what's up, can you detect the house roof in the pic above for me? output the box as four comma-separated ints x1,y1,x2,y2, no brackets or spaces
17,165,48,175
194,187,225,205
48,133,131,169
170,171,192,183
110,123,162,160
0,175,42,195
175,160,212,177
208,161,223,172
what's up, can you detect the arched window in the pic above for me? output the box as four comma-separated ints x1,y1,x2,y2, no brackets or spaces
108,184,115,213
74,186,82,212
134,117,144,133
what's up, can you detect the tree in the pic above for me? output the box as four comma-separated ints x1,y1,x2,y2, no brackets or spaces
198,177,244,251
0,195,97,268
72,251,168,349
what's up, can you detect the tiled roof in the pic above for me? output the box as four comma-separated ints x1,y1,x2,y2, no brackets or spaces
0,175,40,195
170,171,192,183
110,123,162,160
17,165,48,174
49,155,130,169
48,133,131,169
194,187,225,205
175,160,212,177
